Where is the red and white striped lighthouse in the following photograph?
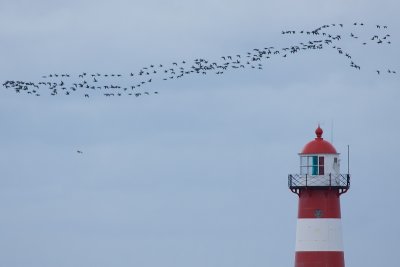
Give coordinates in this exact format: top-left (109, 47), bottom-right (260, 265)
top-left (288, 126), bottom-right (350, 267)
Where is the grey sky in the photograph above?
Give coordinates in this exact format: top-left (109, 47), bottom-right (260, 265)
top-left (1, 0), bottom-right (399, 266)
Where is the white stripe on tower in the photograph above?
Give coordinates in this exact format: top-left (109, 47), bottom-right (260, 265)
top-left (296, 218), bottom-right (343, 251)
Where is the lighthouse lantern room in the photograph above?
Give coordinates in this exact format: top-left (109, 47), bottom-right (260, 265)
top-left (288, 126), bottom-right (350, 267)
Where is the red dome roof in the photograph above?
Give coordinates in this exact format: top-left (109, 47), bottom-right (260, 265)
top-left (300, 126), bottom-right (337, 154)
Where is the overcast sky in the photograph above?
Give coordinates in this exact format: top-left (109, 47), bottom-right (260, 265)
top-left (1, 0), bottom-right (399, 266)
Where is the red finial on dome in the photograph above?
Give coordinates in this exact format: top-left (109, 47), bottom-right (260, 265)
top-left (315, 125), bottom-right (323, 139)
top-left (300, 126), bottom-right (337, 154)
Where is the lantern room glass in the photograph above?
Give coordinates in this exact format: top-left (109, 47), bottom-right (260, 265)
top-left (300, 156), bottom-right (324, 175)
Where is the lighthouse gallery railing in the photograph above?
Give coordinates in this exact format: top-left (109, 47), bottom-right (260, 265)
top-left (288, 173), bottom-right (350, 191)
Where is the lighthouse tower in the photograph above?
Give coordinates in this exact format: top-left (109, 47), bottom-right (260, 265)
top-left (288, 126), bottom-right (350, 267)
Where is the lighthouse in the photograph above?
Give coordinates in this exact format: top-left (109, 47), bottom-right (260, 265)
top-left (288, 126), bottom-right (350, 267)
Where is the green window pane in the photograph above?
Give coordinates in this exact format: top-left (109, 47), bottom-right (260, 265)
top-left (312, 156), bottom-right (318, 175)
top-left (312, 166), bottom-right (318, 175)
top-left (312, 156), bottom-right (318, 165)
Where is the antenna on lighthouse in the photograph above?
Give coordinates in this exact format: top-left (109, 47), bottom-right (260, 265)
top-left (347, 145), bottom-right (350, 174)
top-left (331, 119), bottom-right (334, 144)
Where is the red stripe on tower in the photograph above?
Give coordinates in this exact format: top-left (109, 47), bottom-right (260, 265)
top-left (288, 126), bottom-right (350, 267)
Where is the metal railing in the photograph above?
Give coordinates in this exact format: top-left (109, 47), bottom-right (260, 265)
top-left (288, 173), bottom-right (350, 194)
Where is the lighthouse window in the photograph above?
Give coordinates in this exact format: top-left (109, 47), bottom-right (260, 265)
top-left (300, 156), bottom-right (325, 175)
top-left (319, 156), bottom-right (325, 175)
top-left (312, 156), bottom-right (318, 175)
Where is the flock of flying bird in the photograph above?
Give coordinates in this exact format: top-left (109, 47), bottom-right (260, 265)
top-left (2, 22), bottom-right (397, 99)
